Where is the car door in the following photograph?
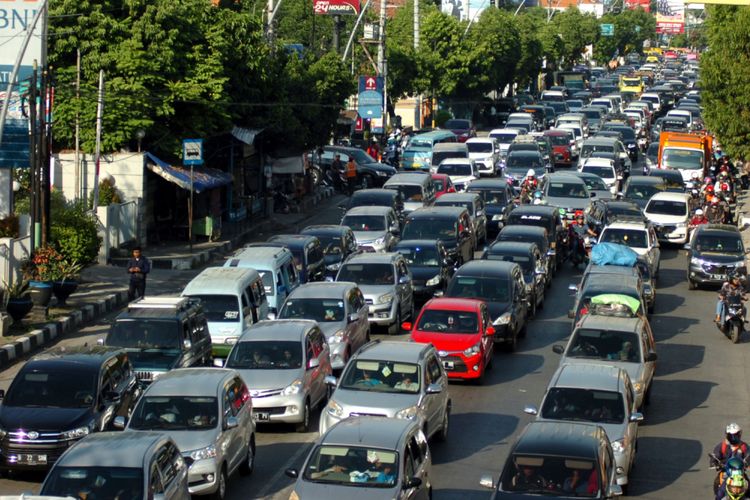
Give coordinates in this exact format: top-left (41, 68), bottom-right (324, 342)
top-left (403, 434), bottom-right (430, 499)
top-left (158, 442), bottom-right (188, 500)
top-left (396, 259), bottom-right (414, 318)
top-left (220, 382), bottom-right (243, 470)
top-left (648, 227), bottom-right (661, 272)
top-left (532, 248), bottom-right (545, 300)
top-left (514, 270), bottom-right (529, 325)
top-left (422, 355), bottom-right (444, 433)
top-left (350, 288), bottom-right (369, 350)
top-left (480, 306), bottom-right (494, 363)
top-left (623, 377), bottom-right (639, 463)
top-left (224, 377), bottom-right (251, 473)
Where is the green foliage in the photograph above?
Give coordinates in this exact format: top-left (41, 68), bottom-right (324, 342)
top-left (549, 8), bottom-right (600, 67)
top-left (47, 192), bottom-right (102, 265)
top-left (470, 9), bottom-right (521, 93)
top-left (593, 8), bottom-right (655, 63)
top-left (700, 5), bottom-right (750, 160)
top-left (89, 179), bottom-right (123, 207)
top-left (0, 215), bottom-right (19, 239)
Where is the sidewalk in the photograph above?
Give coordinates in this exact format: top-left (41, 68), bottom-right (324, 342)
top-left (0, 189), bottom-right (347, 369)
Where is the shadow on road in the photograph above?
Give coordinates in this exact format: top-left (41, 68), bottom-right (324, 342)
top-left (654, 343), bottom-right (705, 377)
top-left (627, 436), bottom-right (703, 495)
top-left (484, 353), bottom-right (546, 386)
top-left (649, 312), bottom-right (699, 342)
top-left (642, 379), bottom-right (716, 426)
top-left (652, 291), bottom-right (686, 316)
top-left (524, 320), bottom-right (573, 350)
top-left (431, 412), bottom-right (519, 464)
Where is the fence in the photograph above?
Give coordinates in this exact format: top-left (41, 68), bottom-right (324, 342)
top-left (0, 235), bottom-right (31, 286)
top-left (97, 200), bottom-right (139, 263)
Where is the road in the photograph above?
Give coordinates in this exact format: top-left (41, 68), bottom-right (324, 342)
top-left (0, 182), bottom-right (739, 499)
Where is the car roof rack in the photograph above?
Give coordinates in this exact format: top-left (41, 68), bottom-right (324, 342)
top-left (128, 297), bottom-right (192, 311)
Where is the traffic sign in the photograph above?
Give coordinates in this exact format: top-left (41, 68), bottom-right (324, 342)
top-left (357, 90), bottom-right (383, 119)
top-left (601, 23), bottom-right (614, 36)
top-left (183, 139), bottom-right (204, 166)
top-left (358, 76), bottom-right (384, 93)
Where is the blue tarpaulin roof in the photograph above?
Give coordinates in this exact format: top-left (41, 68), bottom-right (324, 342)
top-left (145, 152), bottom-right (232, 194)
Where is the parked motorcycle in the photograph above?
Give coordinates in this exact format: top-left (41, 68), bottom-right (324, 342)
top-left (719, 294), bottom-right (746, 344)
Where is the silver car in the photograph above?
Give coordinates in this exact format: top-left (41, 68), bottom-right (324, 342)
top-left (341, 205), bottom-right (400, 253)
top-left (40, 432), bottom-right (189, 500)
top-left (278, 282), bottom-right (370, 370)
top-left (320, 341), bottom-right (451, 440)
top-left (224, 320), bottom-right (332, 432)
top-left (552, 314), bottom-right (658, 409)
top-left (117, 368), bottom-right (256, 498)
top-left (336, 252), bottom-right (415, 334)
top-left (524, 363), bottom-right (643, 493)
top-left (539, 173), bottom-right (594, 216)
top-left (287, 417), bottom-right (432, 499)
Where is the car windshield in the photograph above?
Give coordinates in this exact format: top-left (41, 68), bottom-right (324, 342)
top-left (583, 109), bottom-right (602, 120)
top-left (501, 455), bottom-right (598, 496)
top-left (436, 200), bottom-right (474, 215)
top-left (625, 182), bottom-right (665, 200)
top-left (109, 319), bottom-right (181, 348)
top-left (581, 165), bottom-right (615, 179)
top-left (339, 359), bottom-right (421, 394)
top-left (469, 189), bottom-right (507, 205)
top-left (607, 127), bottom-right (635, 140)
top-left (338, 263), bottom-right (394, 285)
top-left (445, 119), bottom-right (471, 129)
top-left (646, 143), bottom-right (659, 162)
top-left (662, 149), bottom-right (704, 170)
top-left (447, 276), bottom-right (510, 303)
top-left (506, 213), bottom-right (551, 231)
top-left (350, 149), bottom-right (377, 164)
top-left (694, 234), bottom-right (744, 253)
top-left (402, 219), bottom-right (457, 240)
top-left (303, 445), bottom-right (399, 487)
top-left (433, 152), bottom-right (467, 165)
top-left (259, 270), bottom-right (275, 296)
top-left (314, 235), bottom-right (344, 255)
top-left (437, 163), bottom-right (472, 176)
top-left (566, 100), bottom-right (584, 108)
top-left (601, 228), bottom-right (647, 247)
top-left (581, 145), bottom-right (614, 157)
top-left (342, 214), bottom-right (386, 232)
top-left (129, 396), bottom-right (218, 431)
top-left (541, 387), bottom-right (625, 424)
top-left (417, 309), bottom-right (480, 333)
top-left (566, 328), bottom-right (639, 362)
top-left (184, 295), bottom-right (239, 323)
top-left (580, 176), bottom-right (609, 191)
top-left (607, 205), bottom-right (642, 219)
top-left (396, 246), bottom-right (440, 266)
top-left (5, 367), bottom-right (98, 408)
top-left (279, 299), bottom-right (346, 323)
top-left (486, 253), bottom-right (533, 273)
top-left (41, 467), bottom-right (144, 500)
top-left (227, 340), bottom-right (303, 369)
top-left (490, 133), bottom-right (517, 144)
top-left (547, 182), bottom-right (588, 198)
top-left (386, 184), bottom-right (423, 202)
top-left (646, 199), bottom-right (687, 216)
top-left (548, 135), bottom-right (569, 146)
top-left (467, 142), bottom-right (493, 153)
top-left (507, 155), bottom-right (543, 169)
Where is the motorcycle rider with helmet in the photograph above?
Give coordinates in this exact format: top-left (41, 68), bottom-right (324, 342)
top-left (716, 275), bottom-right (747, 325)
top-left (719, 471), bottom-right (748, 500)
top-left (713, 425), bottom-right (750, 499)
top-left (520, 170), bottom-right (539, 204)
top-left (690, 208), bottom-right (709, 228)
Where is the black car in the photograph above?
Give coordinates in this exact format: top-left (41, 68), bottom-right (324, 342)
top-left (601, 124), bottom-right (639, 161)
top-left (317, 145), bottom-right (397, 188)
top-left (267, 234), bottom-right (327, 283)
top-left (300, 224), bottom-right (360, 278)
top-left (0, 346), bottom-right (141, 471)
top-left (620, 176), bottom-right (667, 210)
top-left (467, 179), bottom-right (516, 236)
top-left (492, 225), bottom-right (553, 280)
top-left (482, 241), bottom-right (546, 316)
top-left (504, 205), bottom-right (566, 272)
top-left (401, 207), bottom-right (475, 267)
top-left (586, 198), bottom-right (645, 233)
top-left (686, 224), bottom-right (746, 289)
top-left (339, 188), bottom-right (405, 223)
top-left (445, 260), bottom-right (529, 351)
top-left (393, 239), bottom-right (452, 299)
top-left (647, 168), bottom-right (685, 193)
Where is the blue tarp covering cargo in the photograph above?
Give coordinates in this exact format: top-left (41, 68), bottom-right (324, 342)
top-left (590, 242), bottom-right (638, 267)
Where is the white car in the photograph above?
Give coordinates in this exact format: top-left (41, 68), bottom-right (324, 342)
top-left (666, 109), bottom-right (694, 130)
top-left (488, 128), bottom-right (522, 158)
top-left (579, 157), bottom-right (620, 193)
top-left (466, 137), bottom-right (500, 176)
top-left (436, 158), bottom-right (479, 192)
top-left (599, 221), bottom-right (661, 276)
top-left (643, 191), bottom-right (692, 244)
top-left (555, 113), bottom-right (589, 138)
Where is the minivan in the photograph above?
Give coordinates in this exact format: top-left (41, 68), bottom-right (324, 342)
top-left (401, 130), bottom-right (458, 171)
top-left (266, 234), bottom-right (326, 283)
top-left (402, 207), bottom-right (475, 266)
top-left (383, 172), bottom-right (437, 215)
top-left (182, 267), bottom-right (270, 358)
top-left (224, 246), bottom-right (299, 318)
top-left (431, 142), bottom-right (469, 169)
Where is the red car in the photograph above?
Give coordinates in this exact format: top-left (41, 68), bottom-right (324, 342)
top-left (432, 173), bottom-right (456, 198)
top-left (443, 119), bottom-right (476, 143)
top-left (544, 129), bottom-right (575, 167)
top-left (404, 298), bottom-right (495, 383)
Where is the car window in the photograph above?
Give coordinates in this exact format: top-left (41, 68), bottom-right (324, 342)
top-left (427, 356), bottom-right (442, 383)
top-left (408, 436), bottom-right (424, 469)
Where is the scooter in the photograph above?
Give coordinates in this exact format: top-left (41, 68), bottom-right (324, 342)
top-left (719, 294), bottom-right (746, 344)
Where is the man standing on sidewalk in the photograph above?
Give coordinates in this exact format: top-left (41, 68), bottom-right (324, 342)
top-left (127, 247), bottom-right (151, 301)
top-left (346, 157), bottom-right (357, 196)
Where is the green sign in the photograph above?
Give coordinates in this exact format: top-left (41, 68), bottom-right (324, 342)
top-left (601, 23), bottom-right (614, 36)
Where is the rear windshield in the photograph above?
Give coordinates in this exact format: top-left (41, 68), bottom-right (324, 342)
top-left (645, 199), bottom-right (687, 216)
top-left (447, 276), bottom-right (510, 303)
top-left (417, 309), bottom-right (479, 333)
top-left (437, 163), bottom-right (473, 176)
top-left (694, 234), bottom-right (743, 253)
top-left (542, 387), bottom-right (625, 424)
top-left (467, 142), bottom-right (493, 153)
top-left (601, 228), bottom-right (647, 247)
top-left (581, 165), bottom-right (615, 179)
top-left (501, 456), bottom-right (598, 496)
top-left (185, 295), bottom-right (240, 323)
top-left (566, 328), bottom-right (639, 362)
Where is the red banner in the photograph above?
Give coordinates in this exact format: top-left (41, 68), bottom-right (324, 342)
top-left (313, 0), bottom-right (361, 15)
top-left (624, 0), bottom-right (650, 12)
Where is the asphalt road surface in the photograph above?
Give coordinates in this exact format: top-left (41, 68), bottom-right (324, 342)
top-left (0, 186), bottom-right (739, 500)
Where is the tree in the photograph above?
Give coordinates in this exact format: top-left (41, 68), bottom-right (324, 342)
top-left (470, 9), bottom-right (521, 94)
top-left (593, 8), bottom-right (655, 63)
top-left (550, 8), bottom-right (600, 68)
top-left (513, 14), bottom-right (544, 89)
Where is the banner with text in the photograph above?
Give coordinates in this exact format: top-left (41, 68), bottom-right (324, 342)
top-left (313, 0), bottom-right (361, 15)
top-left (656, 0), bottom-right (685, 33)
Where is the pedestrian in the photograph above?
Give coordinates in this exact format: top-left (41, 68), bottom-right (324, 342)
top-left (127, 246), bottom-right (151, 302)
top-left (346, 157), bottom-right (357, 196)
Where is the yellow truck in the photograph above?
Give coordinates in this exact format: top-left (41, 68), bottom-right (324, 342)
top-left (619, 75), bottom-right (644, 95)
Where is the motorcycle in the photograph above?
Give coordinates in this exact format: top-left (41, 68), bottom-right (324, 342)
top-left (719, 294), bottom-right (746, 344)
top-left (710, 453), bottom-right (750, 497)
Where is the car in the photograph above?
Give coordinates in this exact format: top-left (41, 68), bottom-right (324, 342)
top-left (223, 319), bottom-right (333, 432)
top-left (505, 150), bottom-right (547, 183)
top-left (644, 142), bottom-right (659, 173)
top-left (479, 421), bottom-right (623, 499)
top-left (553, 314), bottom-right (657, 409)
top-left (0, 346), bottom-right (142, 471)
top-left (544, 129), bottom-right (577, 168)
top-left (493, 225), bottom-right (553, 278)
top-left (435, 158), bottom-right (479, 192)
top-left (467, 178), bottom-right (516, 236)
top-left (401, 207), bottom-right (475, 267)
top-left (300, 224), bottom-right (360, 279)
top-left (443, 118), bottom-right (476, 142)
top-left (575, 263), bottom-right (649, 316)
top-left (685, 224), bottom-right (747, 289)
top-left (643, 191), bottom-right (692, 244)
top-left (538, 173), bottom-right (595, 221)
top-left (647, 168), bottom-right (686, 193)
top-left (619, 175), bottom-right (668, 210)
top-left (320, 340), bottom-right (451, 439)
top-left (316, 145), bottom-right (397, 188)
top-left (336, 252), bottom-right (415, 334)
top-left (555, 113), bottom-right (589, 139)
top-left (568, 272), bottom-right (647, 326)
top-left (600, 124), bottom-right (638, 161)
top-left (117, 368), bottom-right (256, 498)
top-left (339, 188), bottom-right (405, 224)
top-left (599, 220), bottom-right (661, 277)
top-left (40, 432), bottom-right (190, 500)
top-left (466, 137), bottom-right (500, 176)
top-left (104, 297), bottom-right (212, 383)
top-left (434, 192), bottom-right (488, 244)
top-left (579, 157), bottom-right (620, 193)
top-left (586, 199), bottom-right (644, 232)
top-left (489, 128), bottom-right (522, 157)
top-left (383, 172), bottom-right (437, 215)
top-left (523, 364), bottom-right (643, 492)
top-left (431, 173), bottom-right (456, 198)
top-left (483, 241), bottom-right (546, 316)
top-left (267, 234), bottom-right (327, 283)
top-left (408, 297), bottom-right (495, 381)
top-left (341, 205), bottom-right (400, 253)
top-left (278, 282), bottom-right (370, 370)
top-left (443, 261), bottom-right (529, 351)
top-left (431, 143), bottom-right (469, 170)
top-left (568, 171), bottom-right (613, 200)
top-left (287, 417), bottom-right (433, 498)
top-left (394, 239), bottom-right (453, 300)
top-left (503, 205), bottom-right (566, 271)
top-left (579, 106), bottom-right (606, 133)
top-left (579, 137), bottom-right (631, 174)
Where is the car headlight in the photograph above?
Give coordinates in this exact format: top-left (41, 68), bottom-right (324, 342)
top-left (282, 379), bottom-right (303, 396)
top-left (494, 312), bottom-right (511, 325)
top-left (396, 405), bottom-right (420, 420)
top-left (632, 382), bottom-right (644, 394)
top-left (61, 426), bottom-right (91, 440)
top-left (326, 262), bottom-right (342, 271)
top-left (189, 444), bottom-right (217, 461)
top-left (492, 214), bottom-right (504, 221)
top-left (463, 342), bottom-right (482, 357)
top-left (329, 330), bottom-right (345, 343)
top-left (373, 236), bottom-right (386, 247)
top-left (375, 170), bottom-right (388, 176)
top-left (676, 222), bottom-right (687, 228)
top-left (0, 427), bottom-right (6, 440)
top-left (327, 400), bottom-right (344, 417)
top-left (690, 256), bottom-right (704, 266)
top-left (376, 292), bottom-right (394, 305)
top-left (611, 438), bottom-right (628, 454)
top-left (426, 275), bottom-right (441, 286)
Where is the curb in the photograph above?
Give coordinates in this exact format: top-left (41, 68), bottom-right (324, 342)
top-left (0, 289), bottom-right (129, 371)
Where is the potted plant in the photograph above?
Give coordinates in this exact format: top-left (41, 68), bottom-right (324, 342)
top-left (52, 259), bottom-right (83, 306)
top-left (22, 245), bottom-right (62, 307)
top-left (3, 280), bottom-right (32, 322)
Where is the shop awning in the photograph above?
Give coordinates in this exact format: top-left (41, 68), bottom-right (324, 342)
top-left (270, 155), bottom-right (305, 174)
top-left (145, 152), bottom-right (233, 193)
top-left (231, 126), bottom-right (265, 145)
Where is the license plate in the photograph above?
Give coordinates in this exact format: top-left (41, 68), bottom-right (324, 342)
top-left (253, 412), bottom-right (270, 422)
top-left (16, 454), bottom-right (46, 465)
top-left (711, 274), bottom-right (725, 280)
top-left (442, 361), bottom-right (454, 370)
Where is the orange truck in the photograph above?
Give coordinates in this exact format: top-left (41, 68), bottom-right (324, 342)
top-left (658, 131), bottom-right (713, 184)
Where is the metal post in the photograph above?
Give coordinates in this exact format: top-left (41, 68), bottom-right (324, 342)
top-left (342, 0), bottom-right (372, 63)
top-left (91, 70), bottom-right (104, 209)
top-left (189, 165), bottom-right (194, 254)
top-left (377, 0), bottom-right (387, 132)
top-left (414, 0), bottom-right (421, 128)
top-left (39, 68), bottom-right (48, 246)
top-left (28, 63), bottom-right (37, 252)
top-left (267, 0), bottom-right (274, 41)
top-left (333, 15), bottom-right (341, 53)
top-left (74, 49), bottom-right (80, 200)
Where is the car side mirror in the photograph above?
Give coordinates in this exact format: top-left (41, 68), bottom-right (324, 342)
top-left (96, 338), bottom-right (105, 346)
top-left (426, 383), bottom-right (442, 394)
top-left (479, 474), bottom-right (496, 489)
top-left (629, 412), bottom-right (644, 422)
top-left (348, 313), bottom-right (359, 324)
top-left (285, 468), bottom-right (299, 479)
top-left (113, 416), bottom-right (126, 430)
top-left (183, 339), bottom-right (192, 350)
top-left (104, 391), bottom-right (121, 404)
top-left (213, 358), bottom-right (225, 367)
top-left (308, 357), bottom-right (320, 370)
top-left (225, 416), bottom-right (239, 430)
top-left (523, 405), bottom-right (539, 416)
top-left (325, 375), bottom-right (338, 387)
top-left (404, 477), bottom-right (423, 489)
top-left (645, 352), bottom-right (658, 362)
top-left (590, 191), bottom-right (596, 198)
top-left (486, 326), bottom-right (496, 336)
top-left (399, 275), bottom-right (411, 284)
top-left (552, 344), bottom-right (565, 355)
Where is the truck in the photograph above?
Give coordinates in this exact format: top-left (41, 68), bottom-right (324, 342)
top-left (619, 75), bottom-right (644, 95)
top-left (554, 71), bottom-right (589, 91)
top-left (657, 131), bottom-right (713, 183)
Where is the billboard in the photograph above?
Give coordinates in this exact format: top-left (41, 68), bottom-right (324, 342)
top-left (313, 0), bottom-right (361, 15)
top-left (441, 0), bottom-right (491, 22)
top-left (624, 0), bottom-right (651, 11)
top-left (656, 0), bottom-right (685, 33)
top-left (0, 0), bottom-right (44, 85)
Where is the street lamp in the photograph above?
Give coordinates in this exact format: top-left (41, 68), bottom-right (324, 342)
top-left (136, 129), bottom-right (146, 153)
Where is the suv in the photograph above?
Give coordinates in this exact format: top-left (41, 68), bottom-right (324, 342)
top-left (402, 207), bottom-right (475, 267)
top-left (467, 179), bottom-right (516, 237)
top-left (466, 137), bottom-right (500, 176)
top-left (300, 225), bottom-right (360, 279)
top-left (336, 252), bottom-right (415, 334)
top-left (586, 198), bottom-right (644, 232)
top-left (104, 297), bottom-right (212, 384)
top-left (320, 340), bottom-right (450, 439)
top-left (266, 234), bottom-right (326, 283)
top-left (434, 192), bottom-right (488, 244)
top-left (341, 205), bottom-right (400, 253)
top-left (0, 347), bottom-right (142, 471)
top-left (504, 205), bottom-right (567, 268)
top-left (315, 145), bottom-right (397, 188)
top-left (538, 173), bottom-right (594, 221)
top-left (599, 220), bottom-right (661, 277)
top-left (643, 192), bottom-right (692, 244)
top-left (118, 368), bottom-right (256, 498)
top-left (686, 224), bottom-right (747, 289)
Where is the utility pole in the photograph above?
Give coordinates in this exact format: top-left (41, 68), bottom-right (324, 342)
top-left (333, 15), bottom-right (341, 52)
top-left (74, 49), bottom-right (80, 200)
top-left (414, 0), bottom-right (421, 128)
top-left (39, 67), bottom-right (49, 246)
top-left (377, 0), bottom-right (387, 132)
top-left (29, 63), bottom-right (38, 252)
top-left (91, 70), bottom-right (104, 210)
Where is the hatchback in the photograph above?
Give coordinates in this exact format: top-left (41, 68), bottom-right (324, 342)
top-left (300, 224), bottom-right (360, 278)
top-left (393, 240), bottom-right (453, 299)
top-left (341, 206), bottom-right (400, 253)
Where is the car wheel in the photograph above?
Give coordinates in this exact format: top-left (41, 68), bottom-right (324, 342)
top-left (295, 400), bottom-right (311, 433)
top-left (504, 332), bottom-right (517, 353)
top-left (210, 465), bottom-right (227, 500)
top-left (388, 307), bottom-right (401, 335)
top-left (688, 278), bottom-right (697, 290)
top-left (361, 175), bottom-right (372, 189)
top-left (239, 436), bottom-right (256, 476)
top-left (436, 405), bottom-right (450, 442)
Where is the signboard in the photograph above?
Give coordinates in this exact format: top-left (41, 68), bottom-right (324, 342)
top-left (624, 0), bottom-right (651, 11)
top-left (313, 0), bottom-right (361, 15)
top-left (656, 0), bottom-right (685, 33)
top-left (182, 139), bottom-right (204, 166)
top-left (441, 0), bottom-right (490, 22)
top-left (600, 23), bottom-right (614, 36)
top-left (358, 75), bottom-right (384, 93)
top-left (0, 0), bottom-right (43, 85)
top-left (358, 90), bottom-right (383, 119)
top-left (371, 117), bottom-right (384, 135)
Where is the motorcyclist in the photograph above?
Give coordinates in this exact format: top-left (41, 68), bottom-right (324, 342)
top-left (718, 471), bottom-right (748, 500)
top-left (690, 208), bottom-right (709, 227)
top-left (716, 276), bottom-right (747, 325)
top-left (521, 169), bottom-right (539, 194)
top-left (715, 456), bottom-right (750, 500)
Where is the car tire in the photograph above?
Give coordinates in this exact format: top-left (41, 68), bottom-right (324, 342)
top-left (688, 278), bottom-right (697, 290)
top-left (361, 174), bottom-right (373, 189)
top-left (239, 436), bottom-right (256, 476)
top-left (504, 333), bottom-right (517, 353)
top-left (295, 400), bottom-right (311, 433)
top-left (210, 465), bottom-right (227, 500)
top-left (436, 405), bottom-right (450, 442)
top-left (389, 307), bottom-right (401, 335)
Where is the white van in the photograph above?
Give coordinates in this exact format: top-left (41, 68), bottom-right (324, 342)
top-left (224, 246), bottom-right (300, 317)
top-left (182, 266), bottom-right (269, 358)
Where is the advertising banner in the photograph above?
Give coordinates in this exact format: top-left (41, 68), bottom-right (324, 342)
top-left (441, 0), bottom-right (491, 22)
top-left (0, 0), bottom-right (43, 85)
top-left (313, 0), bottom-right (361, 15)
top-left (624, 0), bottom-right (651, 12)
top-left (656, 0), bottom-right (685, 34)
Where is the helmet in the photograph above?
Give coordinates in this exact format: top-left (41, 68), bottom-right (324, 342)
top-left (695, 209), bottom-right (704, 216)
top-left (705, 177), bottom-right (713, 185)
top-left (526, 169), bottom-right (536, 178)
top-left (707, 185), bottom-right (715, 193)
top-left (533, 190), bottom-right (543, 199)
top-left (727, 423), bottom-right (743, 444)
